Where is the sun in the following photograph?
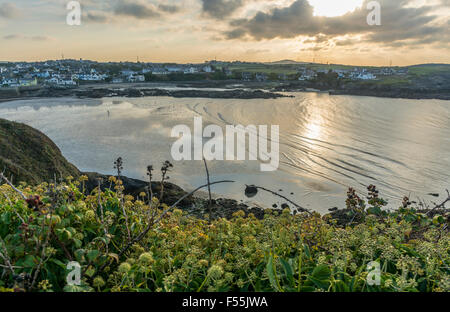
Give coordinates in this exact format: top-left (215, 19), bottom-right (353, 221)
top-left (308, 0), bottom-right (364, 17)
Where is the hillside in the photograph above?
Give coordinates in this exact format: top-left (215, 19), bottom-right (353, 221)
top-left (0, 118), bottom-right (80, 184)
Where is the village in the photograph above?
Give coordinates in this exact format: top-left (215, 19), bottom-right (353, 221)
top-left (0, 59), bottom-right (409, 88)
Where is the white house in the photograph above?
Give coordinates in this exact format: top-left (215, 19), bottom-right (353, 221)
top-left (184, 67), bottom-right (198, 74)
top-left (152, 68), bottom-right (169, 75)
top-left (166, 66), bottom-right (183, 73)
top-left (202, 65), bottom-right (214, 73)
top-left (127, 74), bottom-right (145, 82)
top-left (357, 72), bottom-right (376, 80)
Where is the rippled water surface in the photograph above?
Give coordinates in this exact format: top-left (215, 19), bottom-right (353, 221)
top-left (1, 92), bottom-right (449, 213)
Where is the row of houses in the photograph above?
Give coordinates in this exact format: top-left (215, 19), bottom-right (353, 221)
top-left (0, 60), bottom-right (219, 88)
top-left (1, 60), bottom-right (410, 87)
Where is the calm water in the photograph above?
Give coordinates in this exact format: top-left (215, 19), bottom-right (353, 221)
top-left (1, 92), bottom-right (449, 213)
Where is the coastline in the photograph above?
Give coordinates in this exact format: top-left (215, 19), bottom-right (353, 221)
top-left (1, 81), bottom-right (449, 102)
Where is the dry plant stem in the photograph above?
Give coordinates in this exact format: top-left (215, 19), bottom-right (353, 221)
top-left (148, 175), bottom-right (154, 203)
top-left (427, 189), bottom-right (450, 216)
top-left (51, 228), bottom-right (73, 261)
top-left (251, 185), bottom-right (311, 214)
top-left (30, 177), bottom-right (60, 289)
top-left (97, 179), bottom-right (109, 248)
top-left (0, 237), bottom-right (15, 275)
top-left (203, 158), bottom-right (213, 220)
top-left (159, 175), bottom-right (166, 202)
top-left (0, 172), bottom-right (27, 201)
top-left (117, 178), bottom-right (131, 242)
top-left (30, 188), bottom-right (56, 290)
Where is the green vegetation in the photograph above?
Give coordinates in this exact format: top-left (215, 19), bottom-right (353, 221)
top-left (407, 64), bottom-right (450, 77)
top-left (0, 168), bottom-right (448, 292)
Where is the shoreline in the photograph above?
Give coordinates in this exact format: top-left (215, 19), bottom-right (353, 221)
top-left (1, 81), bottom-right (449, 102)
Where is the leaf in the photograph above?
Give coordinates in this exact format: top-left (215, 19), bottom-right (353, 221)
top-left (87, 249), bottom-right (100, 261)
top-left (85, 266), bottom-right (96, 278)
top-left (303, 244), bottom-right (311, 259)
top-left (51, 259), bottom-right (67, 269)
top-left (367, 206), bottom-right (382, 216)
top-left (73, 238), bottom-right (82, 249)
top-left (311, 264), bottom-right (331, 281)
top-left (266, 255), bottom-right (282, 292)
top-left (280, 258), bottom-right (295, 286)
top-left (308, 264), bottom-right (331, 290)
top-left (433, 215), bottom-right (444, 225)
top-left (108, 253), bottom-right (119, 263)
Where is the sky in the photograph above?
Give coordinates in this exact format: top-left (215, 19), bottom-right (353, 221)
top-left (0, 0), bottom-right (449, 65)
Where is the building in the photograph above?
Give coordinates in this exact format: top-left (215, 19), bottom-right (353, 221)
top-left (152, 68), bottom-right (169, 75)
top-left (184, 67), bottom-right (198, 74)
top-left (127, 74), bottom-right (145, 82)
top-left (112, 77), bottom-right (124, 84)
top-left (242, 72), bottom-right (253, 81)
top-left (202, 65), bottom-right (214, 73)
top-left (298, 69), bottom-right (316, 81)
top-left (255, 73), bottom-right (267, 82)
top-left (19, 78), bottom-right (38, 86)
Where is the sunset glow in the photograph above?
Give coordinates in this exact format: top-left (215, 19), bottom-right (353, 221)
top-left (309, 0), bottom-right (364, 17)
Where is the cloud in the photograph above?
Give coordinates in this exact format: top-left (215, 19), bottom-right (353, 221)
top-left (3, 34), bottom-right (53, 41)
top-left (158, 4), bottom-right (182, 14)
top-left (201, 0), bottom-right (244, 19)
top-left (114, 0), bottom-right (161, 19)
top-left (223, 0), bottom-right (447, 48)
top-left (0, 2), bottom-right (20, 19)
top-left (82, 0), bottom-right (182, 23)
top-left (84, 11), bottom-right (112, 23)
top-left (3, 34), bottom-right (21, 40)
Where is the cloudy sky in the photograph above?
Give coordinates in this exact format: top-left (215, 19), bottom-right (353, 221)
top-left (0, 0), bottom-right (449, 65)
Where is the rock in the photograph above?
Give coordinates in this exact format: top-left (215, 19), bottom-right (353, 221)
top-left (83, 172), bottom-right (195, 208)
top-left (244, 185), bottom-right (258, 198)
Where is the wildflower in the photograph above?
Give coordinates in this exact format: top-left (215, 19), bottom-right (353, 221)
top-left (38, 280), bottom-right (52, 291)
top-left (198, 260), bottom-right (209, 267)
top-left (208, 265), bottom-right (224, 279)
top-left (93, 277), bottom-right (105, 289)
top-left (124, 195), bottom-right (134, 202)
top-left (139, 252), bottom-right (154, 265)
top-left (84, 210), bottom-right (96, 221)
top-left (118, 262), bottom-right (131, 274)
top-left (232, 210), bottom-right (246, 218)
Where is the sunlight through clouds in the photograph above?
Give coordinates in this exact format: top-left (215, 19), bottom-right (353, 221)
top-left (308, 0), bottom-right (364, 16)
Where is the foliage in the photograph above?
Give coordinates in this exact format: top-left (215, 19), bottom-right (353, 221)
top-left (0, 175), bottom-right (448, 293)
